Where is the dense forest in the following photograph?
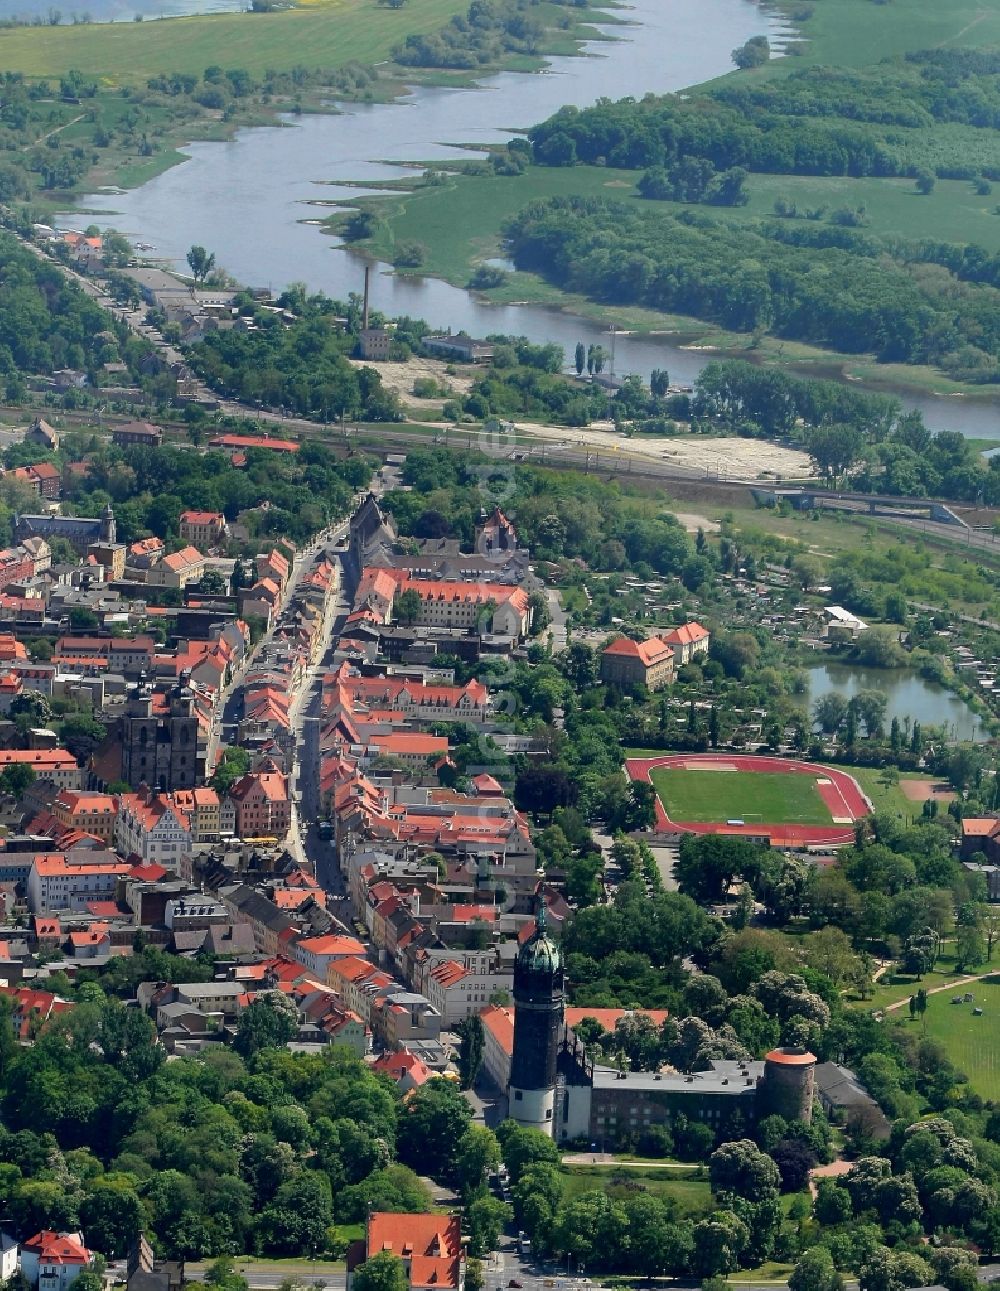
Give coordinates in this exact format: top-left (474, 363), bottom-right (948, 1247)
top-left (503, 196), bottom-right (1000, 374)
top-left (527, 51), bottom-right (1000, 181)
top-left (0, 232), bottom-right (151, 396)
top-left (0, 963), bottom-right (510, 1263)
top-left (20, 432), bottom-right (375, 548)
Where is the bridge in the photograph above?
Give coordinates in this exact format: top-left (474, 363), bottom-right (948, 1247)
top-left (752, 486), bottom-right (969, 528)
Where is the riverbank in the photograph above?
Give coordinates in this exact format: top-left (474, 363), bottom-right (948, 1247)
top-left (9, 0), bottom-right (617, 223)
top-left (57, 0), bottom-right (1000, 435)
top-left (324, 160), bottom-right (1000, 404)
top-left (312, 0), bottom-right (1000, 408)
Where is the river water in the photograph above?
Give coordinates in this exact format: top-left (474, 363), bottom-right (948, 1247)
top-left (70, 0), bottom-right (1000, 437)
top-left (7, 0), bottom-right (241, 21)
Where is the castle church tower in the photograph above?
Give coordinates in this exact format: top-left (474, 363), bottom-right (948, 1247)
top-left (509, 903), bottom-right (564, 1136)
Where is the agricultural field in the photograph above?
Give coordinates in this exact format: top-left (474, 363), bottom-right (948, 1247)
top-left (0, 0), bottom-right (473, 79)
top-left (649, 767), bottom-right (834, 827)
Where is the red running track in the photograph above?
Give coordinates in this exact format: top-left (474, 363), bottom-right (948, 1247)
top-left (625, 753), bottom-right (872, 847)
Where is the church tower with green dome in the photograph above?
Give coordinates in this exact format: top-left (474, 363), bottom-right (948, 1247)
top-left (509, 902), bottom-right (564, 1136)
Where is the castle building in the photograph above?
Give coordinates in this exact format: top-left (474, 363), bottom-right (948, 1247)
top-left (15, 503), bottom-right (116, 554)
top-left (503, 920), bottom-right (818, 1142)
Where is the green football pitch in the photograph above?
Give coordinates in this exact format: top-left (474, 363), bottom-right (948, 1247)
top-left (649, 768), bottom-right (835, 826)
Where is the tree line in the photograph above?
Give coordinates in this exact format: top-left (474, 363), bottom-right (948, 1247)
top-left (527, 52), bottom-right (1000, 182)
top-left (502, 195), bottom-right (1000, 372)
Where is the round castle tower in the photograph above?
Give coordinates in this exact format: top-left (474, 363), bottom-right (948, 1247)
top-left (760, 1047), bottom-right (817, 1123)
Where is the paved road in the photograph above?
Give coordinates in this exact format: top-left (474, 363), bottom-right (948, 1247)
top-left (284, 532), bottom-right (353, 878)
top-left (545, 587), bottom-right (568, 653)
top-left (186, 1272), bottom-right (344, 1289)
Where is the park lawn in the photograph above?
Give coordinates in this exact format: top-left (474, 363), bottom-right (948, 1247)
top-left (853, 951), bottom-right (970, 1012)
top-left (649, 767), bottom-right (834, 827)
top-left (0, 0), bottom-right (473, 79)
top-left (559, 1164), bottom-right (711, 1217)
top-left (892, 977), bottom-right (1000, 1100)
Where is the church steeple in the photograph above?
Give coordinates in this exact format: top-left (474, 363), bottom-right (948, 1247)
top-left (509, 897), bottom-right (563, 1137)
top-left (100, 502), bottom-right (116, 545)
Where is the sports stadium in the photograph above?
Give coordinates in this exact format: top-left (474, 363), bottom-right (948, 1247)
top-left (626, 753), bottom-right (872, 847)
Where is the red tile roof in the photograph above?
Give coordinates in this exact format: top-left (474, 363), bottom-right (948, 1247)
top-left (209, 434), bottom-right (299, 453)
top-left (602, 635), bottom-right (673, 666)
top-left (564, 1007), bottom-right (670, 1031)
top-left (180, 510), bottom-right (224, 526)
top-left (366, 1213), bottom-right (462, 1291)
top-left (661, 621), bottom-right (710, 646)
top-left (22, 1232), bottom-right (90, 1266)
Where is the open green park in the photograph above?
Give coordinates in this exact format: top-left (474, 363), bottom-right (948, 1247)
top-left (890, 977), bottom-right (1000, 1101)
top-left (649, 767), bottom-right (834, 827)
top-left (560, 1162), bottom-right (712, 1217)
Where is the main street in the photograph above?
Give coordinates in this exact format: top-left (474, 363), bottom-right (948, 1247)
top-left (281, 479), bottom-right (386, 901)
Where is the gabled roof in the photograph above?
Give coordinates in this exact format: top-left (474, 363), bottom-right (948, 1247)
top-left (180, 510), bottom-right (224, 525)
top-left (479, 1004), bottom-right (514, 1056)
top-left (230, 770), bottom-right (289, 803)
top-left (366, 1213), bottom-right (462, 1290)
top-left (429, 960), bottom-right (468, 988)
top-left (161, 545), bottom-right (204, 573)
top-left (372, 1048), bottom-right (431, 1087)
top-left (602, 635), bottom-right (673, 666)
top-left (22, 1232), bottom-right (90, 1266)
top-left (296, 934), bottom-right (366, 957)
top-left (564, 1006), bottom-right (670, 1030)
top-left (661, 621), bottom-right (710, 646)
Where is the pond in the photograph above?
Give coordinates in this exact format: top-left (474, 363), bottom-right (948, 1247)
top-left (805, 661), bottom-right (985, 742)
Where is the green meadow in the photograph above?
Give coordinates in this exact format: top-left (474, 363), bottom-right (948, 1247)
top-left (891, 977), bottom-right (1000, 1101)
top-left (338, 165), bottom-right (1000, 293)
top-left (0, 0), bottom-right (474, 80)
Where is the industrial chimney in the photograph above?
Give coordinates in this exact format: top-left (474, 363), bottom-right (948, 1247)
top-left (362, 264), bottom-right (370, 332)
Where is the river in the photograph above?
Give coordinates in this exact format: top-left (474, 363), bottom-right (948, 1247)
top-left (8, 0), bottom-right (242, 21)
top-left (69, 0), bottom-right (1000, 438)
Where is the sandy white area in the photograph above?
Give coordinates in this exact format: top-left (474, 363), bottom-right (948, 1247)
top-left (515, 421), bottom-right (814, 480)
